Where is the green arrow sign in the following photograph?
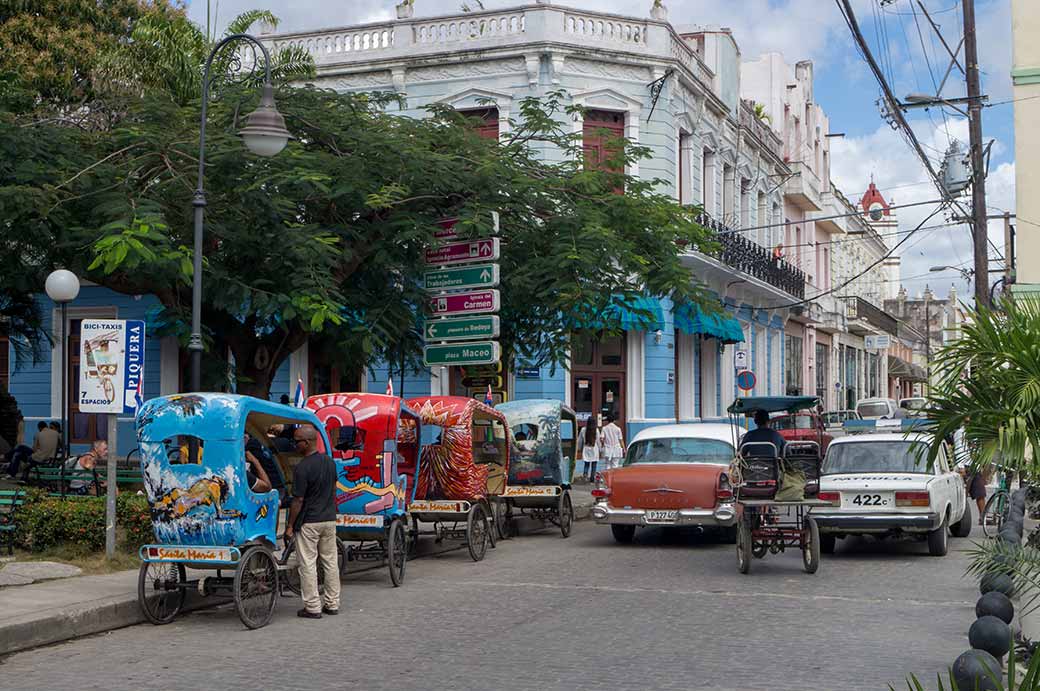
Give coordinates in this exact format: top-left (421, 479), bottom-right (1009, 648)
top-left (424, 263), bottom-right (499, 291)
top-left (425, 316), bottom-right (500, 342)
top-left (424, 341), bottom-right (501, 367)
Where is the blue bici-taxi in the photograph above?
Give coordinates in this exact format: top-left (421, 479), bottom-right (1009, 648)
top-left (134, 393), bottom-right (335, 629)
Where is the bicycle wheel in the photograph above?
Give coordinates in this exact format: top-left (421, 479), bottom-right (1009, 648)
top-left (982, 490), bottom-right (1011, 538)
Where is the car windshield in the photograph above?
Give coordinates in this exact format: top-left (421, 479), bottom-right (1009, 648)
top-left (773, 414), bottom-right (814, 430)
top-left (857, 402), bottom-right (890, 418)
top-left (625, 437), bottom-right (734, 466)
top-left (901, 399), bottom-right (926, 411)
top-left (823, 412), bottom-right (853, 425)
top-left (823, 441), bottom-right (929, 474)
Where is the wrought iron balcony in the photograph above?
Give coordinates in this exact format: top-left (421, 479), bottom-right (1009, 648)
top-left (695, 212), bottom-right (806, 299)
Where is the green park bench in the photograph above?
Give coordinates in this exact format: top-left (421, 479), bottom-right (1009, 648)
top-left (29, 465), bottom-right (144, 499)
top-left (0, 488), bottom-right (24, 555)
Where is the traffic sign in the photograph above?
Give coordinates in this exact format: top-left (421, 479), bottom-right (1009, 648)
top-left (424, 263), bottom-right (499, 292)
top-left (736, 370), bottom-right (756, 391)
top-left (425, 238), bottom-right (500, 266)
top-left (425, 316), bottom-right (500, 342)
top-left (429, 290), bottom-right (499, 317)
top-left (424, 341), bottom-right (501, 367)
top-left (462, 375), bottom-right (503, 388)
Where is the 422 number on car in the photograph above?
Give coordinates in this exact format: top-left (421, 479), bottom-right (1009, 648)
top-left (851, 494), bottom-right (888, 506)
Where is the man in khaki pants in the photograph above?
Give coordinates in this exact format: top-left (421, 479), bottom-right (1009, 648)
top-left (284, 425), bottom-right (340, 618)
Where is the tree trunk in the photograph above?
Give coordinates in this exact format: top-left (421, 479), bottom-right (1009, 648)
top-left (234, 360), bottom-right (278, 400)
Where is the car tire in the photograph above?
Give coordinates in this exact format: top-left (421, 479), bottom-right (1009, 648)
top-left (820, 533), bottom-right (836, 554)
top-left (951, 498), bottom-right (973, 538)
top-left (611, 524), bottom-right (636, 544)
top-left (928, 516), bottom-right (949, 556)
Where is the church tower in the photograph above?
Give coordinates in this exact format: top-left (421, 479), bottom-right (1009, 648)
top-left (860, 180), bottom-right (901, 302)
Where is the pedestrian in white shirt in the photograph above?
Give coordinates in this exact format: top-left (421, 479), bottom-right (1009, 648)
top-left (579, 416), bottom-right (601, 481)
top-left (600, 415), bottom-right (625, 470)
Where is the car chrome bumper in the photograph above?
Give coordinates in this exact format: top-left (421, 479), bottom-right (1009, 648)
top-left (590, 502), bottom-right (737, 527)
top-left (811, 512), bottom-right (941, 533)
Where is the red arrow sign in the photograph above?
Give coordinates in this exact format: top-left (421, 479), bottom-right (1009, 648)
top-left (429, 290), bottom-right (500, 317)
top-left (425, 238), bottom-right (500, 266)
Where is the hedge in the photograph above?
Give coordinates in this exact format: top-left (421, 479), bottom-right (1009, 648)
top-left (15, 490), bottom-right (154, 553)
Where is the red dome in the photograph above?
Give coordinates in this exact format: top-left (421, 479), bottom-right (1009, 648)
top-left (860, 181), bottom-right (890, 216)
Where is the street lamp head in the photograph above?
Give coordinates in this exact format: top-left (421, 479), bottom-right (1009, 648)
top-left (929, 266), bottom-right (950, 272)
top-left (239, 83), bottom-right (291, 157)
top-left (45, 269), bottom-right (80, 303)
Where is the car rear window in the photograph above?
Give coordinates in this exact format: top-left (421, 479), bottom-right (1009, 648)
top-left (823, 441), bottom-right (928, 474)
top-left (773, 414), bottom-right (814, 430)
top-left (857, 402), bottom-right (891, 418)
top-left (625, 438), bottom-right (734, 466)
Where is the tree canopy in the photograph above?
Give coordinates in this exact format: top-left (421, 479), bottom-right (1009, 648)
top-left (7, 81), bottom-right (715, 396)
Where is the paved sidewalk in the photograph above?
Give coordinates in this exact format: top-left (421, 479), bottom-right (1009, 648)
top-left (0, 488), bottom-right (596, 657)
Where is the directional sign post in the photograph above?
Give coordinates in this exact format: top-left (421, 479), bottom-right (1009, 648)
top-left (424, 263), bottom-right (499, 292)
top-left (424, 341), bottom-right (501, 367)
top-left (429, 290), bottom-right (500, 318)
top-left (425, 316), bottom-right (500, 342)
top-left (425, 238), bottom-right (500, 267)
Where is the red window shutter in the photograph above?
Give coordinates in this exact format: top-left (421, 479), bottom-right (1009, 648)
top-left (583, 110), bottom-right (625, 192)
top-left (459, 108), bottom-right (499, 140)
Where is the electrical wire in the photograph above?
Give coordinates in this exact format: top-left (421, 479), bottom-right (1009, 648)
top-left (763, 202), bottom-right (949, 310)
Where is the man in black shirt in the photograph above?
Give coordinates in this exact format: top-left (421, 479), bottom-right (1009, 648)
top-left (284, 424), bottom-right (340, 619)
top-left (740, 409), bottom-right (786, 457)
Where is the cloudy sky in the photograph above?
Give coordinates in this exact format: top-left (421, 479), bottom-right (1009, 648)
top-left (187, 0), bottom-right (1015, 303)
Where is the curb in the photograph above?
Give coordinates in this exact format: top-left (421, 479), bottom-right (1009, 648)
top-left (0, 588), bottom-right (218, 658)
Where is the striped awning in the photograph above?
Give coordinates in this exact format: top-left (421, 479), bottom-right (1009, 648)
top-left (576, 295), bottom-right (666, 332)
top-left (674, 302), bottom-right (745, 344)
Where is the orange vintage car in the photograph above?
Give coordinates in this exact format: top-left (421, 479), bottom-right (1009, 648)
top-left (590, 423), bottom-right (742, 544)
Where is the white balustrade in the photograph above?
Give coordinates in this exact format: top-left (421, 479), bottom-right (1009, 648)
top-left (564, 12), bottom-right (645, 45)
top-left (413, 13), bottom-right (526, 44)
top-left (271, 26), bottom-right (394, 61)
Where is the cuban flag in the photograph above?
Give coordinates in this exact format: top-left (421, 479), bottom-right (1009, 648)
top-left (386, 378), bottom-right (394, 397)
top-left (293, 375), bottom-right (305, 408)
top-left (134, 376), bottom-right (144, 411)
top-left (485, 384), bottom-right (493, 406)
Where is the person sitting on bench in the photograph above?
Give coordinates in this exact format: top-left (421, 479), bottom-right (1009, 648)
top-left (740, 410), bottom-right (786, 457)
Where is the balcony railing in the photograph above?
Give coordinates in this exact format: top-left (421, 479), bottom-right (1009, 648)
top-left (696, 212), bottom-right (806, 299)
top-left (739, 99), bottom-right (783, 160)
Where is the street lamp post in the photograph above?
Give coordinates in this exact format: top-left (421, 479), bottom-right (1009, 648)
top-left (189, 34), bottom-right (291, 392)
top-left (45, 269), bottom-right (80, 461)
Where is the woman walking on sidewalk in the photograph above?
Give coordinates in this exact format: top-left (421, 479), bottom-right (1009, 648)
top-left (580, 415), bottom-right (600, 482)
top-left (600, 414), bottom-right (625, 471)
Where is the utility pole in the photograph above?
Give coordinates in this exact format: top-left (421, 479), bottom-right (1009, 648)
top-left (963, 0), bottom-right (990, 308)
top-left (924, 290), bottom-right (931, 394)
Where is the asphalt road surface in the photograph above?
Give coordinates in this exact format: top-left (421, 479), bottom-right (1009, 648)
top-left (0, 519), bottom-right (981, 691)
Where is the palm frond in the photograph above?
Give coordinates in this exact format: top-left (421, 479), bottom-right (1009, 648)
top-left (225, 10), bottom-right (279, 37)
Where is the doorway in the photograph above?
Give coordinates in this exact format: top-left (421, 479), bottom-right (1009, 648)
top-left (571, 332), bottom-right (626, 429)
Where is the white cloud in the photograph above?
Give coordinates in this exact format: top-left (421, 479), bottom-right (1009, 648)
top-left (830, 116), bottom-right (1013, 303)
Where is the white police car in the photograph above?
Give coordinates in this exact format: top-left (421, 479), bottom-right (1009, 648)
top-left (811, 419), bottom-right (971, 556)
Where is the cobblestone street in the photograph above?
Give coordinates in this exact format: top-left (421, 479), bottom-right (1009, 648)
top-left (0, 520), bottom-right (979, 691)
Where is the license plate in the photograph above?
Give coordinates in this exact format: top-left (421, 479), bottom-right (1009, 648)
top-left (841, 492), bottom-right (894, 510)
top-left (645, 510), bottom-right (678, 523)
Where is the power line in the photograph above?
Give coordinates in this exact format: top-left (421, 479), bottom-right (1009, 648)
top-left (764, 202), bottom-right (949, 310)
top-left (718, 197), bottom-right (946, 236)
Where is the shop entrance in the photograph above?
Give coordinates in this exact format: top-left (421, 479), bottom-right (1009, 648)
top-left (570, 332), bottom-right (626, 429)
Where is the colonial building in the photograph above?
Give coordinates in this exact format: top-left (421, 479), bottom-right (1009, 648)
top-left (6, 2), bottom-right (910, 451)
top-left (264, 3), bottom-right (808, 436)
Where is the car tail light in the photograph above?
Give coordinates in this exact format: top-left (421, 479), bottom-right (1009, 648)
top-left (817, 491), bottom-right (840, 505)
top-left (716, 473), bottom-right (733, 501)
top-left (590, 472), bottom-right (611, 498)
top-left (896, 491), bottom-right (930, 507)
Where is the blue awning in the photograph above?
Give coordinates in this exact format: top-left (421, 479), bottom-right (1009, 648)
top-left (673, 302), bottom-right (744, 344)
top-left (575, 295), bottom-right (665, 332)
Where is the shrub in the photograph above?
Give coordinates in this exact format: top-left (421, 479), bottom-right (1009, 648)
top-left (15, 492), bottom-right (154, 553)
top-left (116, 493), bottom-right (154, 550)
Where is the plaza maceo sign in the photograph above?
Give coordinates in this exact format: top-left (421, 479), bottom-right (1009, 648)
top-left (77, 319), bottom-right (146, 415)
top-left (424, 341), bottom-right (501, 367)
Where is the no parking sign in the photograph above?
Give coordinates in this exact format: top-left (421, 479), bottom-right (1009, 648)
top-left (736, 370), bottom-right (756, 391)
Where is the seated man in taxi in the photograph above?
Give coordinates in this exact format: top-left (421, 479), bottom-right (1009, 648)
top-left (739, 409), bottom-right (785, 457)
